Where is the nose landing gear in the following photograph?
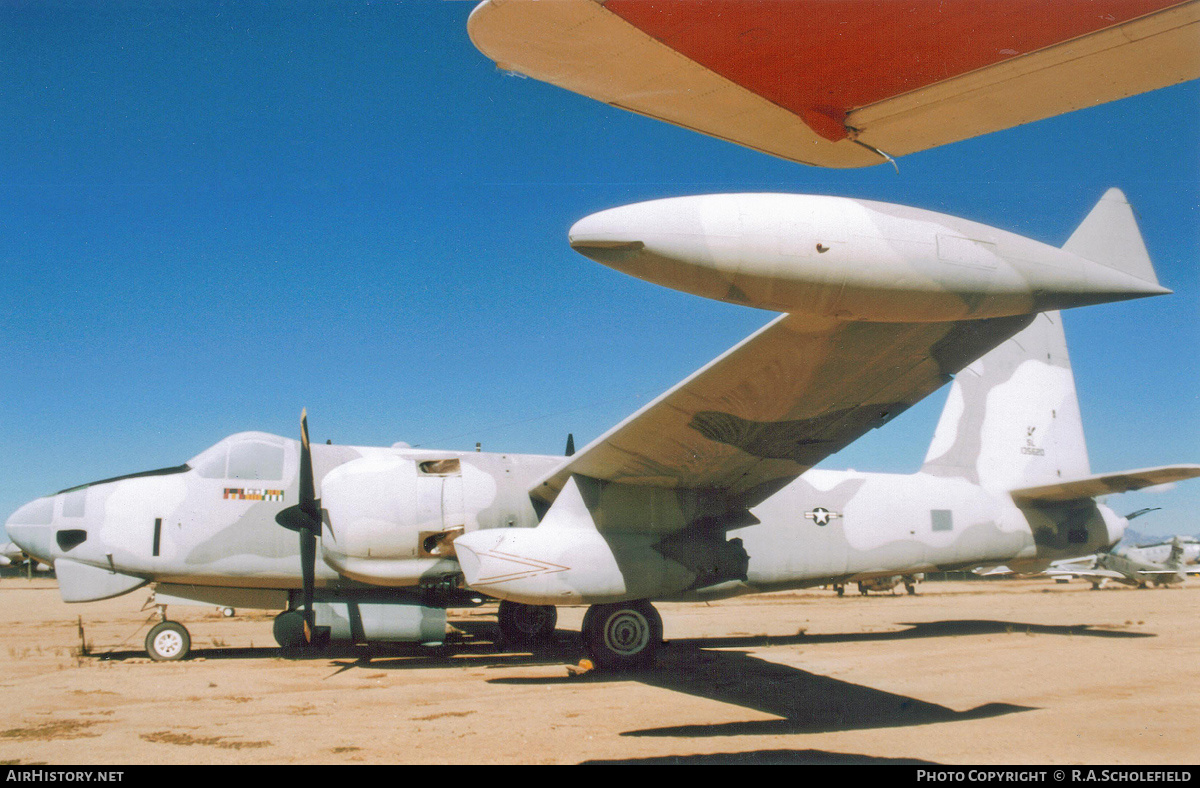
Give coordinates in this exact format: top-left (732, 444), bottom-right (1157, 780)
top-left (145, 617), bottom-right (191, 661)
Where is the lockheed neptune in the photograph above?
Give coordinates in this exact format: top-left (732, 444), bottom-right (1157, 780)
top-left (7, 188), bottom-right (1198, 667)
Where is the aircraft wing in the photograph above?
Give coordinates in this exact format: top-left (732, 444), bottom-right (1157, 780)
top-left (469, 0), bottom-right (1200, 168)
top-left (1010, 465), bottom-right (1200, 504)
top-left (531, 312), bottom-right (1034, 509)
top-left (1046, 567), bottom-right (1127, 581)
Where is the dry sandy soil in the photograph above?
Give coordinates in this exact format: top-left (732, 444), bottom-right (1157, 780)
top-left (0, 572), bottom-right (1197, 765)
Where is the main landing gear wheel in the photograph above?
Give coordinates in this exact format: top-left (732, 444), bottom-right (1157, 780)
top-left (497, 600), bottom-right (558, 646)
top-left (145, 620), bottom-right (191, 661)
top-left (273, 610), bottom-right (331, 650)
top-left (582, 600), bottom-right (662, 671)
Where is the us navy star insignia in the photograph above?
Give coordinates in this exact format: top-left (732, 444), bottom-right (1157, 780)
top-left (805, 507), bottom-right (842, 526)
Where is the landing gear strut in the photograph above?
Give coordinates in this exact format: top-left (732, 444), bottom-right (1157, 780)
top-left (581, 600), bottom-right (662, 670)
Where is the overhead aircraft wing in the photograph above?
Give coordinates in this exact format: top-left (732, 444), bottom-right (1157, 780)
top-left (469, 0), bottom-right (1200, 168)
top-left (531, 312), bottom-right (1035, 509)
top-left (1010, 465), bottom-right (1200, 504)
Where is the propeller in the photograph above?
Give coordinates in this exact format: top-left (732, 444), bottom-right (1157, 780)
top-left (565, 433), bottom-right (575, 457)
top-left (275, 409), bottom-right (322, 644)
top-left (1125, 506), bottom-right (1162, 521)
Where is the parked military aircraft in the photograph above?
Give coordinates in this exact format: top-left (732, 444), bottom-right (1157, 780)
top-left (468, 0), bottom-right (1200, 168)
top-left (1127, 535), bottom-right (1200, 565)
top-left (6, 189), bottom-right (1198, 667)
top-left (1047, 537), bottom-right (1200, 588)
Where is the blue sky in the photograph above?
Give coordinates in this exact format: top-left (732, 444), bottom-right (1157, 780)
top-left (2, 1), bottom-right (1197, 538)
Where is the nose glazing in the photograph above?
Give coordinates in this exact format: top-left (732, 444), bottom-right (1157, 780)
top-left (5, 497), bottom-right (57, 563)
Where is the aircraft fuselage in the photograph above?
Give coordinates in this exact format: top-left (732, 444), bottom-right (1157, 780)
top-left (5, 434), bottom-right (1123, 607)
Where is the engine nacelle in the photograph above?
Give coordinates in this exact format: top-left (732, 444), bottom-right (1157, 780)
top-left (455, 525), bottom-right (694, 605)
top-left (454, 475), bottom-right (750, 605)
top-left (319, 453), bottom-right (467, 586)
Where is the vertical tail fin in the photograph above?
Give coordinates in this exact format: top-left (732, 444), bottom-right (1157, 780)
top-left (922, 188), bottom-right (1162, 494)
top-left (920, 310), bottom-right (1090, 493)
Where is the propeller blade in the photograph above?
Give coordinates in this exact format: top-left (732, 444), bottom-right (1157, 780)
top-left (300, 526), bottom-right (316, 642)
top-left (565, 433), bottom-right (575, 457)
top-left (298, 410), bottom-right (319, 642)
top-left (1125, 506), bottom-right (1161, 521)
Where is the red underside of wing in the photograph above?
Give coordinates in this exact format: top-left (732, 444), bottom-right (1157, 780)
top-left (603, 0), bottom-right (1185, 140)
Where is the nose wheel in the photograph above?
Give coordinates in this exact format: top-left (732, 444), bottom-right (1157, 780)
top-left (145, 620), bottom-right (191, 661)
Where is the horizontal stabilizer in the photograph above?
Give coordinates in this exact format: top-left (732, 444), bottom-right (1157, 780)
top-left (1010, 464), bottom-right (1200, 504)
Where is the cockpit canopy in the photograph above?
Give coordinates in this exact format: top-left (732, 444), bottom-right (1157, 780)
top-left (187, 432), bottom-right (291, 482)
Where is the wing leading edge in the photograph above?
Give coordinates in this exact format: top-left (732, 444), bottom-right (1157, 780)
top-left (531, 312), bottom-right (1036, 511)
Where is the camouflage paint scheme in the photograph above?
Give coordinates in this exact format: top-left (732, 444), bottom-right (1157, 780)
top-left (6, 441), bottom-right (559, 605)
top-left (6, 189), bottom-right (1197, 660)
top-left (453, 311), bottom-right (1156, 605)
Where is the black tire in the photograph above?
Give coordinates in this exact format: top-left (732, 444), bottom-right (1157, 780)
top-left (145, 621), bottom-right (190, 661)
top-left (273, 610), bottom-right (331, 650)
top-left (273, 610), bottom-right (308, 649)
top-left (582, 600), bottom-right (662, 670)
top-left (497, 600), bottom-right (558, 645)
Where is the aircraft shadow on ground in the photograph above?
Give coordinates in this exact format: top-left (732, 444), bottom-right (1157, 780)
top-left (675, 618), bottom-right (1156, 649)
top-left (492, 642), bottom-right (1034, 738)
top-left (486, 619), bottom-right (1151, 739)
top-left (581, 749), bottom-right (937, 765)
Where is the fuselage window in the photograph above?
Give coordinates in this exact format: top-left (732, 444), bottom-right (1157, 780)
top-left (931, 509), bottom-right (954, 532)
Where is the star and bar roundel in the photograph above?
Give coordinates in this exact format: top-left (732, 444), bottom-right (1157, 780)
top-left (805, 507), bottom-right (843, 527)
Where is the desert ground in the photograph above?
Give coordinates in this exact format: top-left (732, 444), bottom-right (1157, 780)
top-left (0, 572), bottom-right (1197, 766)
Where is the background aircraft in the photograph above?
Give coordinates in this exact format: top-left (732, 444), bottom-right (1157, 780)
top-left (1125, 535), bottom-right (1200, 565)
top-left (1047, 537), bottom-right (1200, 588)
top-left (468, 0), bottom-right (1200, 168)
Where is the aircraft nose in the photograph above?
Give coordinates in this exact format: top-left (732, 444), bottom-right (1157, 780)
top-left (5, 498), bottom-right (57, 563)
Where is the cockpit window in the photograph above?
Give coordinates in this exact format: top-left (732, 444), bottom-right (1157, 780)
top-left (228, 441), bottom-right (285, 481)
top-left (194, 448), bottom-right (228, 479)
top-left (61, 488), bottom-right (86, 518)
